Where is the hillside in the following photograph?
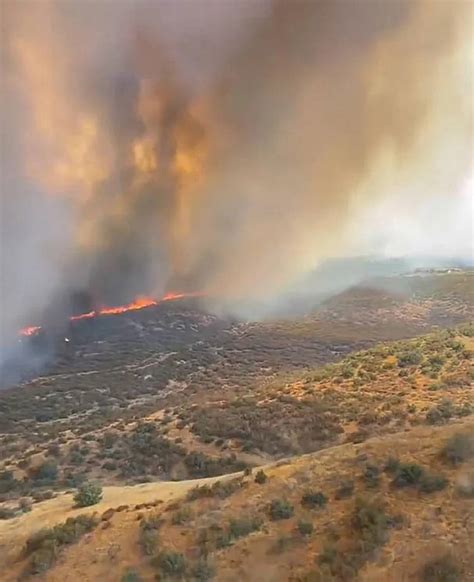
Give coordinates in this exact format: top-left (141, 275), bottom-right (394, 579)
top-left (0, 322), bottom-right (471, 504)
top-left (1, 418), bottom-right (473, 581)
top-left (0, 272), bottom-right (472, 580)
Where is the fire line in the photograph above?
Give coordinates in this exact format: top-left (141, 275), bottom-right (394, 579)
top-left (18, 292), bottom-right (203, 337)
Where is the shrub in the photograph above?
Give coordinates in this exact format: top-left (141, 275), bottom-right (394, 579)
top-left (121, 568), bottom-right (142, 582)
top-left (419, 473), bottom-right (448, 494)
top-left (384, 457), bottom-right (400, 474)
top-left (352, 496), bottom-right (390, 550)
top-left (363, 464), bottom-right (381, 489)
top-left (19, 497), bottom-right (33, 512)
top-left (0, 470), bottom-right (20, 494)
top-left (32, 490), bottom-right (54, 502)
top-left (186, 478), bottom-right (242, 501)
top-left (392, 463), bottom-right (425, 488)
top-left (171, 507), bottom-right (192, 526)
top-left (455, 471), bottom-right (474, 498)
top-left (31, 461), bottom-right (59, 485)
top-left (24, 515), bottom-right (97, 574)
top-left (0, 507), bottom-right (17, 520)
top-left (420, 554), bottom-right (460, 582)
top-left (73, 482), bottom-right (103, 507)
top-left (398, 350), bottom-right (423, 368)
top-left (254, 470), bottom-right (267, 484)
top-left (138, 526), bottom-right (158, 556)
top-left (187, 484), bottom-right (213, 500)
top-left (297, 520), bottom-right (314, 536)
top-left (334, 480), bottom-right (354, 500)
top-left (269, 499), bottom-right (294, 520)
top-left (29, 545), bottom-right (57, 574)
top-left (441, 433), bottom-right (474, 465)
top-left (270, 535), bottom-right (294, 554)
top-left (426, 400), bottom-right (455, 424)
top-left (228, 516), bottom-right (262, 539)
top-left (155, 551), bottom-right (187, 577)
top-left (301, 490), bottom-right (328, 509)
top-left (191, 559), bottom-right (215, 581)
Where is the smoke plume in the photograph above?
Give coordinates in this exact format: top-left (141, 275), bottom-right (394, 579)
top-left (1, 0), bottom-right (472, 337)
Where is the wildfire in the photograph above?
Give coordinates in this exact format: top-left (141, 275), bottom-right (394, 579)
top-left (19, 325), bottom-right (42, 337)
top-left (18, 291), bottom-right (203, 337)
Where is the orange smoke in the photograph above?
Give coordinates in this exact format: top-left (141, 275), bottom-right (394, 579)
top-left (18, 291), bottom-right (203, 337)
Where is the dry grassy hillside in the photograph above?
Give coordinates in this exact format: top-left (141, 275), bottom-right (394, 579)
top-left (0, 325), bottom-right (472, 510)
top-left (1, 419), bottom-right (473, 581)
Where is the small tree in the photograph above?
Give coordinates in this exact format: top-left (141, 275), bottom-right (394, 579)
top-left (73, 482), bottom-right (102, 507)
top-left (254, 470), bottom-right (267, 484)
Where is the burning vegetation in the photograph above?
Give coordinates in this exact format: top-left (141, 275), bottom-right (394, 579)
top-left (1, 0), bottom-right (472, 347)
top-left (18, 292), bottom-right (203, 337)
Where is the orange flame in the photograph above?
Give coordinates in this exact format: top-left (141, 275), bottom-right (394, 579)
top-left (18, 292), bottom-right (203, 337)
top-left (19, 325), bottom-right (42, 337)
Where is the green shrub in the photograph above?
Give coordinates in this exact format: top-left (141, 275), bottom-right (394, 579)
top-left (297, 520), bottom-right (314, 536)
top-left (186, 478), bottom-right (242, 501)
top-left (138, 527), bottom-right (158, 556)
top-left (191, 559), bottom-right (215, 581)
top-left (420, 554), bottom-right (460, 582)
top-left (441, 433), bottom-right (474, 465)
top-left (24, 515), bottom-right (97, 574)
top-left (73, 482), bottom-right (103, 507)
top-left (32, 489), bottom-right (54, 501)
top-left (31, 461), bottom-right (59, 486)
top-left (187, 484), bottom-right (213, 500)
top-left (171, 507), bottom-right (192, 526)
top-left (254, 470), bottom-right (267, 484)
top-left (363, 464), bottom-right (381, 489)
top-left (301, 490), bottom-right (328, 509)
top-left (317, 543), bottom-right (359, 579)
top-left (352, 496), bottom-right (390, 550)
top-left (398, 350), bottom-right (423, 368)
top-left (419, 473), bottom-right (448, 493)
top-left (29, 545), bottom-right (58, 574)
top-left (0, 470), bottom-right (21, 494)
top-left (334, 480), bottom-right (354, 500)
top-left (0, 507), bottom-right (17, 520)
top-left (392, 463), bottom-right (425, 488)
top-left (384, 457), bottom-right (400, 474)
top-left (155, 551), bottom-right (187, 577)
top-left (19, 497), bottom-right (33, 513)
top-left (426, 399), bottom-right (455, 424)
top-left (228, 516), bottom-right (262, 539)
top-left (121, 567), bottom-right (142, 582)
top-left (269, 498), bottom-right (294, 520)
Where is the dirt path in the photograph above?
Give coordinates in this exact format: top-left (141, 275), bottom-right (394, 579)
top-left (0, 472), bottom-right (239, 570)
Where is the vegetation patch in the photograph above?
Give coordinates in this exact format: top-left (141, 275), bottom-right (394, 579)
top-left (301, 490), bottom-right (328, 509)
top-left (420, 554), bottom-right (460, 582)
top-left (269, 498), bottom-right (294, 520)
top-left (24, 515), bottom-right (98, 574)
top-left (73, 481), bottom-right (103, 507)
top-left (441, 432), bottom-right (474, 465)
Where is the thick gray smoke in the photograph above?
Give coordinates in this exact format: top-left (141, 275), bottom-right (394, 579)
top-left (0, 0), bottom-right (472, 340)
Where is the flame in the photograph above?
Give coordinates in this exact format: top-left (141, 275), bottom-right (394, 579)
top-left (19, 325), bottom-right (42, 337)
top-left (18, 292), bottom-right (203, 337)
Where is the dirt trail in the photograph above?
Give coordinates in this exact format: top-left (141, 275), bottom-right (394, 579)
top-left (0, 472), bottom-right (238, 569)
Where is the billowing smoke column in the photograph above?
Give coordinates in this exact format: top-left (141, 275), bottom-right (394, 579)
top-left (0, 0), bottom-right (472, 339)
